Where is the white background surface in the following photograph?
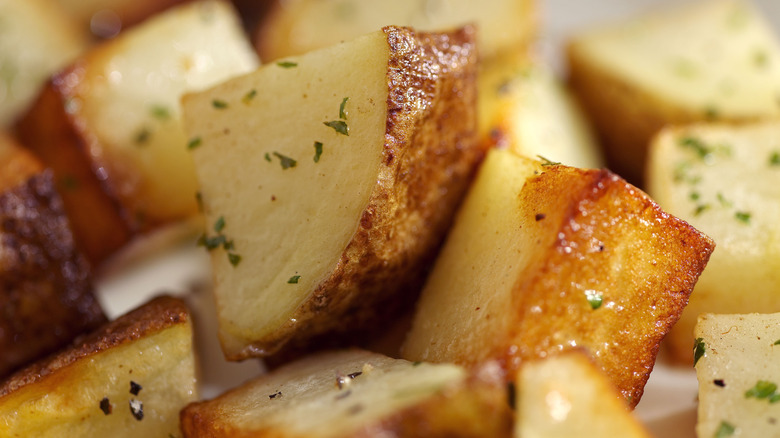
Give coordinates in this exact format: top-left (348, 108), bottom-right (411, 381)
top-left (93, 1), bottom-right (780, 437)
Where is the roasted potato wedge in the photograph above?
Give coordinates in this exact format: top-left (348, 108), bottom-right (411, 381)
top-left (182, 25), bottom-right (481, 361)
top-left (647, 121), bottom-right (780, 363)
top-left (516, 350), bottom-right (651, 438)
top-left (255, 0), bottom-right (536, 61)
top-left (0, 141), bottom-right (105, 378)
top-left (0, 296), bottom-right (196, 437)
top-left (15, 0), bottom-right (259, 265)
top-left (694, 313), bottom-right (780, 438)
top-left (568, 0), bottom-right (780, 185)
top-left (181, 350), bottom-right (512, 437)
top-left (402, 148), bottom-right (714, 406)
top-left (0, 0), bottom-right (87, 127)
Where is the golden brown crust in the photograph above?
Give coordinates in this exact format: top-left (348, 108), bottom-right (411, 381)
top-left (14, 76), bottom-right (135, 265)
top-left (0, 295), bottom-right (187, 397)
top-left (504, 166), bottom-right (714, 406)
top-left (0, 170), bottom-right (106, 379)
top-left (241, 25), bottom-right (483, 362)
top-left (0, 133), bottom-right (44, 191)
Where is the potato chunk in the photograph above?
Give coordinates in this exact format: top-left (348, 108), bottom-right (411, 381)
top-left (15, 0), bottom-right (259, 265)
top-left (0, 0), bottom-right (87, 127)
top-left (181, 350), bottom-right (512, 437)
top-left (402, 148), bottom-right (714, 406)
top-left (568, 0), bottom-right (780, 184)
top-left (516, 350), bottom-right (651, 438)
top-left (0, 138), bottom-right (106, 378)
top-left (255, 0), bottom-right (536, 61)
top-left (647, 121), bottom-right (780, 363)
top-left (182, 26), bottom-right (481, 361)
top-left (0, 296), bottom-right (197, 437)
top-left (695, 313), bottom-right (780, 438)
top-left (478, 54), bottom-right (602, 169)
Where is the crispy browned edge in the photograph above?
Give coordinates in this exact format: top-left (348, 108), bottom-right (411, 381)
top-left (237, 25), bottom-right (484, 363)
top-left (14, 68), bottom-right (136, 266)
top-left (0, 134), bottom-right (44, 190)
top-left (0, 170), bottom-right (106, 379)
top-left (502, 166), bottom-right (715, 407)
top-left (0, 295), bottom-right (188, 397)
top-left (180, 359), bottom-right (512, 438)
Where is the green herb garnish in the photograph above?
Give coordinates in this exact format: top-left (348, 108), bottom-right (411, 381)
top-left (324, 120), bottom-right (349, 136)
top-left (735, 211), bottom-right (751, 224)
top-left (214, 216), bottom-right (226, 233)
top-left (339, 97), bottom-right (349, 119)
top-left (150, 105), bottom-right (171, 120)
top-left (228, 253), bottom-right (242, 267)
top-left (197, 234), bottom-right (227, 250)
top-left (537, 155), bottom-right (560, 167)
top-left (242, 89), bottom-right (257, 104)
top-left (288, 275), bottom-right (301, 284)
top-left (265, 152), bottom-right (272, 162)
top-left (585, 290), bottom-right (603, 310)
top-left (714, 421), bottom-right (735, 438)
top-left (313, 141), bottom-right (323, 163)
top-left (694, 204), bottom-right (711, 216)
top-left (745, 380), bottom-right (780, 402)
top-left (187, 137), bottom-right (202, 150)
top-left (679, 136), bottom-right (712, 160)
top-left (212, 99), bottom-right (228, 109)
top-left (770, 151), bottom-right (780, 166)
top-left (273, 152), bottom-right (297, 169)
top-left (693, 337), bottom-right (706, 367)
top-left (277, 61), bottom-right (298, 68)
top-left (134, 127), bottom-right (151, 144)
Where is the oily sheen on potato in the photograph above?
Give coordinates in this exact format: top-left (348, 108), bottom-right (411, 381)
top-left (182, 25), bottom-right (481, 361)
top-left (0, 296), bottom-right (196, 437)
top-left (15, 0), bottom-right (258, 264)
top-left (402, 148), bottom-right (714, 406)
top-left (180, 350), bottom-right (512, 437)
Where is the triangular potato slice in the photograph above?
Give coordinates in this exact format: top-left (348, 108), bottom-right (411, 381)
top-left (181, 26), bottom-right (481, 361)
top-left (402, 148), bottom-right (714, 406)
top-left (516, 350), bottom-right (651, 438)
top-left (15, 1), bottom-right (258, 264)
top-left (0, 296), bottom-right (197, 437)
top-left (181, 350), bottom-right (512, 437)
top-left (255, 0), bottom-right (536, 61)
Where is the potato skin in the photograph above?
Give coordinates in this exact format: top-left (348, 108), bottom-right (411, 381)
top-left (14, 79), bottom-right (134, 265)
top-left (0, 170), bottom-right (106, 379)
top-left (256, 26), bottom-right (483, 363)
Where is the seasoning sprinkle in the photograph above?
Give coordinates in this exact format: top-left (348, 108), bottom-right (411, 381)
top-left (130, 381), bottom-right (142, 396)
top-left (268, 391), bottom-right (282, 399)
top-left (314, 141), bottom-right (323, 163)
top-left (150, 105), bottom-right (171, 120)
top-left (735, 211), bottom-right (751, 224)
top-left (693, 338), bottom-right (706, 367)
top-left (277, 61), bottom-right (298, 68)
top-left (187, 137), bottom-right (202, 150)
top-left (242, 89), bottom-right (257, 104)
top-left (770, 151), bottom-right (780, 166)
top-left (99, 397), bottom-right (112, 415)
top-left (212, 99), bottom-right (228, 109)
top-left (585, 290), bottom-right (603, 310)
top-left (129, 399), bottom-right (144, 421)
top-left (228, 253), bottom-right (242, 267)
top-left (288, 275), bottom-right (301, 284)
top-left (537, 155), bottom-right (560, 167)
top-left (339, 97), bottom-right (349, 119)
top-left (324, 120), bottom-right (349, 136)
top-left (715, 421), bottom-right (735, 438)
top-left (273, 152), bottom-right (298, 169)
top-left (214, 216), bottom-right (226, 233)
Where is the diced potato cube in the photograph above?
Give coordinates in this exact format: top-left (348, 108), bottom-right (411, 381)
top-left (181, 350), bottom-right (512, 437)
top-left (402, 148), bottom-right (714, 406)
top-left (568, 0), bottom-right (780, 184)
top-left (647, 121), bottom-right (780, 363)
top-left (695, 313), bottom-right (780, 437)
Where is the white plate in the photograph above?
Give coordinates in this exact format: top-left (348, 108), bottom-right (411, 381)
top-left (93, 1), bottom-right (780, 436)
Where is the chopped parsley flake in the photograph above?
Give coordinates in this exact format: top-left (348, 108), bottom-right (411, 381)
top-left (99, 397), bottom-right (112, 415)
top-left (198, 217), bottom-right (242, 267)
top-left (129, 399), bottom-right (144, 421)
top-left (129, 381), bottom-right (142, 396)
top-left (277, 61), bottom-right (298, 68)
top-left (228, 253), bottom-right (242, 266)
top-left (135, 127), bottom-right (151, 145)
top-left (288, 275), bottom-right (301, 284)
top-left (715, 421), bottom-right (735, 438)
top-left (265, 152), bottom-right (272, 162)
top-left (187, 137), bottom-right (202, 150)
top-left (269, 391), bottom-right (282, 399)
top-left (198, 233), bottom-right (227, 250)
top-left (694, 204), bottom-right (711, 216)
top-left (693, 338), bottom-right (706, 367)
top-left (212, 99), bottom-right (228, 109)
top-left (774, 339), bottom-right (780, 345)
top-left (242, 89), bottom-right (257, 104)
top-left (150, 105), bottom-right (171, 120)
top-left (324, 120), bottom-right (349, 136)
top-left (679, 136), bottom-right (712, 160)
top-left (716, 192), bottom-right (732, 207)
top-left (314, 141), bottom-right (323, 163)
top-left (214, 216), bottom-right (226, 233)
top-left (339, 97), bottom-right (349, 119)
top-left (745, 380), bottom-right (780, 403)
top-left (735, 211), bottom-right (751, 224)
top-left (705, 106), bottom-right (720, 120)
top-left (273, 152), bottom-right (298, 169)
top-left (689, 192), bottom-right (701, 201)
top-left (770, 151), bottom-right (780, 166)
top-left (537, 155), bottom-right (560, 167)
top-left (585, 290), bottom-right (603, 310)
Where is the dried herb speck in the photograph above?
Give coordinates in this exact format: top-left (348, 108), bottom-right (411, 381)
top-left (129, 399), bottom-right (144, 421)
top-left (100, 397), bottom-right (112, 415)
top-left (130, 381), bottom-right (142, 396)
